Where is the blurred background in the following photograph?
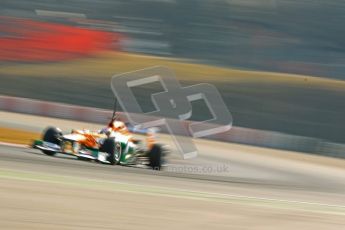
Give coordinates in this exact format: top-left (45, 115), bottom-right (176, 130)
top-left (1, 2), bottom-right (345, 229)
top-left (1, 0), bottom-right (345, 146)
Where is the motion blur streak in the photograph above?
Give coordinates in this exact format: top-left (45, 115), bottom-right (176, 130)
top-left (0, 16), bottom-right (122, 61)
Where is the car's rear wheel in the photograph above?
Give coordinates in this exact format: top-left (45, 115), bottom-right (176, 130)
top-left (148, 144), bottom-right (162, 170)
top-left (42, 127), bottom-right (62, 156)
top-left (100, 138), bottom-right (121, 165)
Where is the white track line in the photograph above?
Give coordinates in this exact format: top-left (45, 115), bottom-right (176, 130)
top-left (0, 142), bottom-right (27, 148)
top-left (35, 10), bottom-right (86, 18)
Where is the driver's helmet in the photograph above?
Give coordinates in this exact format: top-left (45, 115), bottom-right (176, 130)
top-left (112, 121), bottom-right (128, 133)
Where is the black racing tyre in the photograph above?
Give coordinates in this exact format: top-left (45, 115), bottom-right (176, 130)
top-left (148, 144), bottom-right (162, 170)
top-left (100, 138), bottom-right (120, 165)
top-left (42, 127), bottom-right (62, 156)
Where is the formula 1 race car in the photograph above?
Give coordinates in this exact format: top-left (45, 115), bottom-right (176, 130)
top-left (32, 112), bottom-right (168, 170)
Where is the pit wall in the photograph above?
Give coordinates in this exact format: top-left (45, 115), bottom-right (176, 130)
top-left (1, 95), bottom-right (344, 158)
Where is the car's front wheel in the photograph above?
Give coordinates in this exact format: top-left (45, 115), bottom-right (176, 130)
top-left (42, 127), bottom-right (62, 156)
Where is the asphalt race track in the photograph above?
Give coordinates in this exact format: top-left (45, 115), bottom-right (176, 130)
top-left (0, 112), bottom-right (345, 229)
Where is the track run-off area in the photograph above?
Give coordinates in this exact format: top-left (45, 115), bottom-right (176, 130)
top-left (0, 111), bottom-right (345, 229)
